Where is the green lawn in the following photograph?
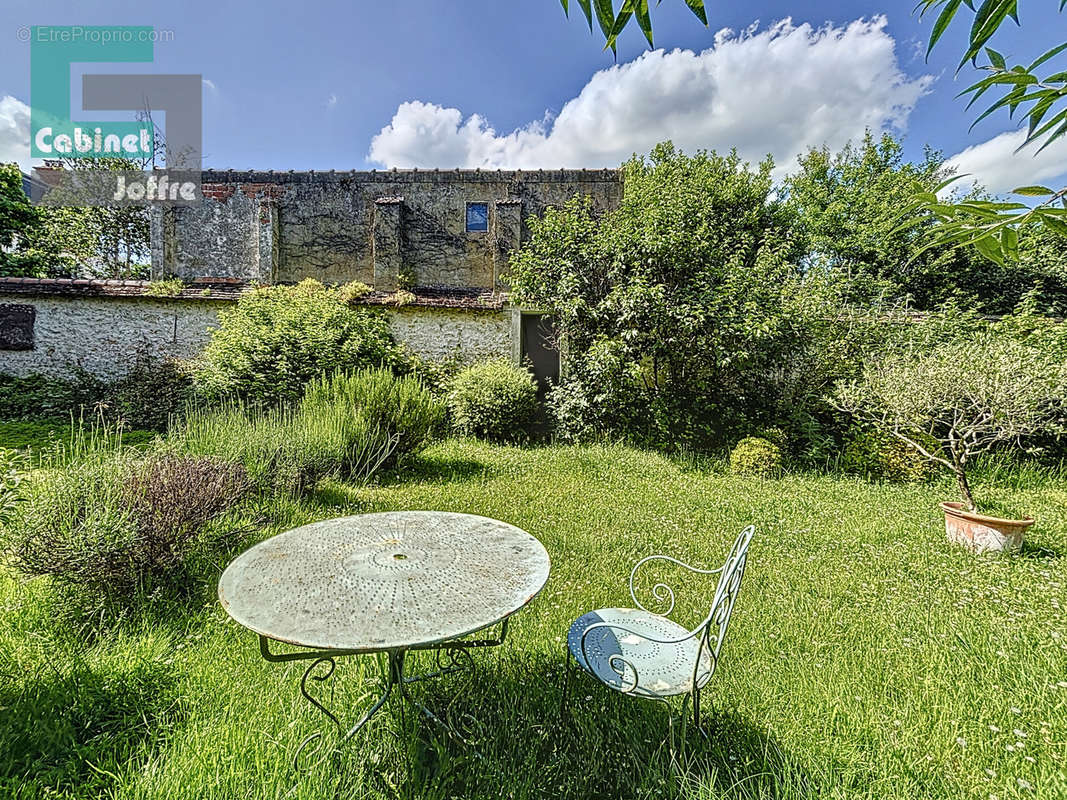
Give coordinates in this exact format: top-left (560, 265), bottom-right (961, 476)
top-left (0, 419), bottom-right (155, 455)
top-left (1, 440), bottom-right (1064, 799)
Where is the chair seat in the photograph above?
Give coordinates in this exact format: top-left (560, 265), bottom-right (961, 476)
top-left (568, 608), bottom-right (711, 699)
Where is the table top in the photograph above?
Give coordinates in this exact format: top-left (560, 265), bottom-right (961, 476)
top-left (218, 511), bottom-right (551, 652)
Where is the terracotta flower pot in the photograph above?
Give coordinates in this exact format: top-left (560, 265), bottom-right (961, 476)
top-left (940, 502), bottom-right (1033, 554)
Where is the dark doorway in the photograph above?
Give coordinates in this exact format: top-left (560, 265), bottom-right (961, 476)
top-left (519, 312), bottom-right (559, 397)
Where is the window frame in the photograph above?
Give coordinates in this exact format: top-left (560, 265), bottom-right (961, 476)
top-left (465, 201), bottom-right (489, 233)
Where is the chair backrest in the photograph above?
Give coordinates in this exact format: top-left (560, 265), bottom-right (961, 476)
top-left (693, 525), bottom-right (754, 689)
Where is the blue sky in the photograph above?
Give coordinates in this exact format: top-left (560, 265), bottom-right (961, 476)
top-left (1, 0), bottom-right (1065, 195)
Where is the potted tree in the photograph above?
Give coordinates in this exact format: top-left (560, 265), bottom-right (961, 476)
top-left (833, 314), bottom-right (1067, 553)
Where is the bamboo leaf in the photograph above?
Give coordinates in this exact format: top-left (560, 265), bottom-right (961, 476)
top-left (927, 0), bottom-right (962, 59)
top-left (974, 233), bottom-right (1005, 265)
top-left (1027, 41), bottom-right (1067, 72)
top-left (684, 0), bottom-right (708, 26)
top-left (1001, 225), bottom-right (1018, 260)
top-left (1011, 185), bottom-right (1055, 196)
top-left (576, 0), bottom-right (595, 30)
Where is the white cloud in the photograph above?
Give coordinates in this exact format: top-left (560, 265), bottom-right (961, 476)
top-left (369, 17), bottom-right (932, 178)
top-left (202, 78), bottom-right (218, 93)
top-left (0, 95), bottom-right (38, 173)
top-left (326, 93), bottom-right (338, 110)
top-left (943, 129), bottom-right (1067, 197)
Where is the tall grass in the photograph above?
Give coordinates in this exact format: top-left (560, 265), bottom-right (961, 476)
top-left (178, 368), bottom-right (443, 496)
top-left (2, 440), bottom-right (1063, 798)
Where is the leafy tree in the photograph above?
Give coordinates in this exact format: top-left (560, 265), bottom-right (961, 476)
top-left (0, 163), bottom-right (46, 277)
top-left (786, 132), bottom-right (1066, 312)
top-left (833, 307), bottom-right (1067, 513)
top-left (29, 159), bottom-right (151, 278)
top-left (511, 142), bottom-right (810, 448)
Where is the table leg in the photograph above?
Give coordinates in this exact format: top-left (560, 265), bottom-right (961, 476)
top-left (292, 652), bottom-right (397, 772)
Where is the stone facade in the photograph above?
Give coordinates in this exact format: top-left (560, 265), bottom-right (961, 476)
top-left (0, 280), bottom-right (513, 379)
top-left (0, 293), bottom-right (221, 379)
top-left (153, 169), bottom-right (622, 288)
top-left (1, 170), bottom-right (616, 381)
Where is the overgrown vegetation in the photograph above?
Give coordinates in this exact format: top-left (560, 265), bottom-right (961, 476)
top-left (512, 142), bottom-right (815, 449)
top-left (1, 433), bottom-right (252, 596)
top-left (0, 353), bottom-right (191, 433)
top-left (192, 279), bottom-right (409, 405)
top-left (833, 306), bottom-right (1067, 512)
top-left (1, 439), bottom-right (1064, 798)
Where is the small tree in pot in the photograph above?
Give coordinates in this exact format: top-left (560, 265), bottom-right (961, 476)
top-left (832, 311), bottom-right (1067, 552)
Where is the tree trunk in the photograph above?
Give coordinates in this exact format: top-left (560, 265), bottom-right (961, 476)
top-left (955, 467), bottom-right (977, 513)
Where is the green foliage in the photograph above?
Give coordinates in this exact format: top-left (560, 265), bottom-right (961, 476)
top-left (144, 278), bottom-right (185, 297)
top-left (108, 354), bottom-right (193, 432)
top-left (840, 426), bottom-right (934, 483)
top-left (0, 447), bottom-right (24, 527)
top-left (2, 441), bottom-right (251, 596)
top-left (833, 305), bottom-right (1067, 511)
top-left (513, 141), bottom-right (812, 449)
top-left (729, 436), bottom-right (783, 477)
top-left (0, 353), bottom-right (191, 433)
top-left (0, 370), bottom-right (110, 421)
top-left (784, 132), bottom-right (1053, 312)
top-left (177, 396), bottom-right (398, 497)
top-left (0, 163), bottom-right (46, 277)
top-left (193, 279), bottom-right (407, 405)
top-left (559, 0), bottom-right (707, 51)
top-left (302, 368), bottom-right (444, 467)
top-left (337, 280), bottom-right (372, 303)
top-left (447, 359), bottom-right (539, 443)
top-left (908, 2), bottom-right (1067, 265)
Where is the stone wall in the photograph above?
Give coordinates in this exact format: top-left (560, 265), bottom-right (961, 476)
top-left (0, 282), bottom-right (513, 379)
top-left (388, 306), bottom-right (511, 365)
top-left (154, 169), bottom-right (622, 289)
top-left (0, 294), bottom-right (222, 379)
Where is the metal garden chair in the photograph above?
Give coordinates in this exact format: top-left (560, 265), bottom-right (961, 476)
top-left (563, 525), bottom-right (754, 752)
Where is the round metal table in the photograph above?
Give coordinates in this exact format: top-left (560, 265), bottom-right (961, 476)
top-left (219, 511), bottom-right (550, 767)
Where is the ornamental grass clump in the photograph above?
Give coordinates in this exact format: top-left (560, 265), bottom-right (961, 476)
top-left (176, 401), bottom-right (396, 497)
top-left (832, 310), bottom-right (1067, 512)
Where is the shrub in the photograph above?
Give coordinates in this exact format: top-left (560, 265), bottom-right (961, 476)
top-left (302, 369), bottom-right (443, 467)
top-left (192, 279), bottom-right (407, 404)
top-left (510, 143), bottom-right (807, 449)
top-left (833, 307), bottom-right (1067, 512)
top-left (840, 426), bottom-right (933, 483)
top-left (3, 445), bottom-right (251, 595)
top-left (0, 370), bottom-right (110, 421)
top-left (730, 436), bottom-right (783, 477)
top-left (447, 360), bottom-right (539, 443)
top-left (108, 353), bottom-right (192, 431)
